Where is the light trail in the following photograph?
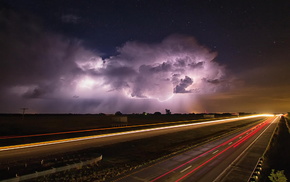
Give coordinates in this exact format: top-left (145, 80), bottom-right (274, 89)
top-left (232, 121), bottom-right (269, 148)
top-left (0, 121), bottom-right (195, 139)
top-left (0, 118), bottom-right (223, 139)
top-left (149, 117), bottom-right (271, 182)
top-left (175, 117), bottom-right (276, 182)
top-left (0, 116), bottom-right (240, 140)
top-left (175, 139), bottom-right (239, 182)
top-left (213, 116), bottom-right (279, 182)
top-left (0, 114), bottom-right (273, 140)
top-left (0, 114), bottom-right (272, 152)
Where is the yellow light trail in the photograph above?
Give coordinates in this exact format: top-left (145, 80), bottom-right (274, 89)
top-left (0, 114), bottom-right (273, 152)
top-left (0, 116), bottom-right (237, 139)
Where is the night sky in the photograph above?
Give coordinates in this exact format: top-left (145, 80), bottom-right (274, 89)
top-left (0, 0), bottom-right (289, 114)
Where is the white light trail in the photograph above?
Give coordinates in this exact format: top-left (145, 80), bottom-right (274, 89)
top-left (0, 114), bottom-right (273, 152)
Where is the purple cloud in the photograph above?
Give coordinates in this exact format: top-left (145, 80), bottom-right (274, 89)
top-left (0, 10), bottom-right (231, 113)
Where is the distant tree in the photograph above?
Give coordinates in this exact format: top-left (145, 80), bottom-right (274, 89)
top-left (222, 113), bottom-right (232, 116)
top-left (154, 112), bottom-right (161, 115)
top-left (268, 169), bottom-right (287, 182)
top-left (165, 109), bottom-right (171, 115)
top-left (115, 111), bottom-right (123, 115)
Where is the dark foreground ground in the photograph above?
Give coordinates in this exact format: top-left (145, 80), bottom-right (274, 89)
top-left (260, 116), bottom-right (290, 181)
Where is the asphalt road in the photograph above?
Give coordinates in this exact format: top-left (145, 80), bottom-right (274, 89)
top-left (115, 116), bottom-right (279, 182)
top-left (0, 115), bottom-right (268, 163)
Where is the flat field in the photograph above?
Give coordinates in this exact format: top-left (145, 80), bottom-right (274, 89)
top-left (0, 114), bottom-right (227, 135)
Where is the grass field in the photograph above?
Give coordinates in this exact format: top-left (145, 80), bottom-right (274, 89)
top-left (0, 113), bottom-right (233, 135)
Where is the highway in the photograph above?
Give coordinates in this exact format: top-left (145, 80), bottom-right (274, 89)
top-left (0, 115), bottom-right (271, 163)
top-left (115, 115), bottom-right (279, 182)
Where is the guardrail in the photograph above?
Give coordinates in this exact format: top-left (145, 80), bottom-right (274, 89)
top-left (248, 157), bottom-right (264, 182)
top-left (1, 155), bottom-right (102, 182)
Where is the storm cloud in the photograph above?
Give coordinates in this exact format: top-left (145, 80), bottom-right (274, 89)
top-left (98, 34), bottom-right (229, 101)
top-left (174, 76), bottom-right (193, 93)
top-left (0, 10), bottom-right (231, 113)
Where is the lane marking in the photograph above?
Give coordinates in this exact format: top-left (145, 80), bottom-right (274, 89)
top-left (212, 150), bottom-right (219, 154)
top-left (228, 142), bottom-right (232, 145)
top-left (180, 165), bottom-right (192, 173)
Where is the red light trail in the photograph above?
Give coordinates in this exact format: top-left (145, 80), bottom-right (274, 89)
top-left (150, 117), bottom-right (275, 182)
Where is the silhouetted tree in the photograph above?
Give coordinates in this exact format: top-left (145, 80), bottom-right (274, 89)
top-left (165, 109), bottom-right (171, 115)
top-left (154, 112), bottom-right (161, 115)
top-left (115, 111), bottom-right (123, 115)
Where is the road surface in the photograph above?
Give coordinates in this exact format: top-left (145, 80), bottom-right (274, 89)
top-left (115, 116), bottom-right (278, 182)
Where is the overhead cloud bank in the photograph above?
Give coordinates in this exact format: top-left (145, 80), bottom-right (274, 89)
top-left (0, 9), bottom-right (231, 113)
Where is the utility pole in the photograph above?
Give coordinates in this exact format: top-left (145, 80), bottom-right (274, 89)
top-left (21, 108), bottom-right (28, 120)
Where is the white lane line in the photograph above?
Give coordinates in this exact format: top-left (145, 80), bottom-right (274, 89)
top-left (212, 150), bottom-right (219, 154)
top-left (180, 165), bottom-right (192, 173)
top-left (228, 142), bottom-right (232, 145)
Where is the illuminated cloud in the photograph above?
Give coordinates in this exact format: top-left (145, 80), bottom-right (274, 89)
top-left (0, 10), bottom-right (231, 113)
top-left (174, 76), bottom-right (193, 93)
top-left (96, 34), bottom-right (228, 101)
